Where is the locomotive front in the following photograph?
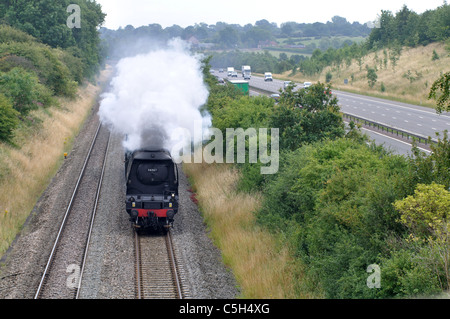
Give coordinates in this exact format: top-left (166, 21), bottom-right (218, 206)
top-left (125, 149), bottom-right (179, 231)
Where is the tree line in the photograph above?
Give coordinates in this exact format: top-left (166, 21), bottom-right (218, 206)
top-left (207, 3), bottom-right (449, 90)
top-left (99, 15), bottom-right (371, 57)
top-left (0, 0), bottom-right (106, 77)
top-left (297, 3), bottom-right (450, 77)
top-left (202, 58), bottom-right (450, 298)
top-left (0, 0), bottom-right (106, 142)
top-left (367, 4), bottom-right (450, 49)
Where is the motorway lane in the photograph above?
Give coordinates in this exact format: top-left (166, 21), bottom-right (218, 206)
top-left (336, 90), bottom-right (450, 141)
top-left (213, 70), bottom-right (440, 155)
top-left (360, 127), bottom-right (431, 156)
top-left (215, 71), bottom-right (302, 93)
top-left (214, 70), bottom-right (450, 140)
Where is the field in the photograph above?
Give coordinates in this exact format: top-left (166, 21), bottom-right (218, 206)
top-left (240, 36), bottom-right (367, 59)
top-left (265, 36), bottom-right (367, 56)
top-left (277, 36), bottom-right (367, 47)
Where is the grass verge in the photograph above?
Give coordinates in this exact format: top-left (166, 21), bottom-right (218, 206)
top-left (183, 160), bottom-right (320, 299)
top-left (0, 66), bottom-right (113, 256)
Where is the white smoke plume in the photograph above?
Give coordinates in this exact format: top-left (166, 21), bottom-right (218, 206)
top-left (98, 38), bottom-right (210, 154)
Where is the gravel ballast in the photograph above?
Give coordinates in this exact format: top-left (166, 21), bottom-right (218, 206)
top-left (0, 91), bottom-right (239, 300)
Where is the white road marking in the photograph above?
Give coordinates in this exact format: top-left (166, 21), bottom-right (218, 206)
top-left (361, 128), bottom-right (431, 154)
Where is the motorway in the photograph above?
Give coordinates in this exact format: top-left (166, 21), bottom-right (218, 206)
top-left (213, 70), bottom-right (448, 156)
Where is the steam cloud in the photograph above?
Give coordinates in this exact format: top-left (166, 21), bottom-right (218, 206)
top-left (98, 39), bottom-right (210, 154)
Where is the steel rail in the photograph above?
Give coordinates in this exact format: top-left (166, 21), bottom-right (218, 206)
top-left (165, 229), bottom-right (183, 299)
top-left (75, 132), bottom-right (111, 299)
top-left (34, 123), bottom-right (102, 299)
top-left (134, 229), bottom-right (183, 299)
top-left (134, 231), bottom-right (143, 299)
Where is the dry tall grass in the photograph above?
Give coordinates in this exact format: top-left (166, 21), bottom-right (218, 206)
top-left (282, 42), bottom-right (450, 107)
top-left (0, 66), bottom-right (113, 256)
top-left (183, 161), bottom-right (317, 299)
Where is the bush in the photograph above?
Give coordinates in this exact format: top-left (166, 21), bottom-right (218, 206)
top-left (211, 95), bottom-right (274, 133)
top-left (378, 249), bottom-right (441, 298)
top-left (270, 83), bottom-right (344, 151)
top-left (366, 67), bottom-right (378, 88)
top-left (0, 41), bottom-right (79, 97)
top-left (0, 68), bottom-right (54, 115)
top-left (0, 25), bottom-right (35, 44)
top-left (208, 95), bottom-right (275, 191)
top-left (326, 71), bottom-right (332, 83)
top-left (432, 49), bottom-right (440, 60)
top-left (257, 138), bottom-right (412, 298)
top-left (0, 94), bottom-right (19, 142)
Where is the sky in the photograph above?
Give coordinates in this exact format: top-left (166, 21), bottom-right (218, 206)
top-left (95, 0), bottom-right (447, 30)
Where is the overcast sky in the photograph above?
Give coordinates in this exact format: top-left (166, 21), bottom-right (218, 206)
top-left (95, 0), bottom-right (447, 30)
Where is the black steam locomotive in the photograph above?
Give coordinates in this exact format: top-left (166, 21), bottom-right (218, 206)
top-left (125, 148), bottom-right (179, 231)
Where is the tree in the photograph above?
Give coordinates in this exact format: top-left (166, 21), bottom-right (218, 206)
top-left (395, 5), bottom-right (413, 45)
top-left (429, 72), bottom-right (450, 113)
top-left (217, 26), bottom-right (239, 48)
top-left (0, 94), bottom-right (19, 142)
top-left (270, 82), bottom-right (344, 151)
top-left (366, 67), bottom-right (378, 88)
top-left (280, 22), bottom-right (294, 37)
top-left (0, 68), bottom-right (53, 115)
top-left (0, 0), bottom-right (106, 77)
top-left (389, 45), bottom-right (402, 72)
top-left (408, 130), bottom-right (450, 195)
top-left (394, 183), bottom-right (450, 290)
top-left (242, 27), bottom-right (273, 48)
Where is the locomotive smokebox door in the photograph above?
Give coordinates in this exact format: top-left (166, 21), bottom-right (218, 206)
top-left (125, 148), bottom-right (179, 231)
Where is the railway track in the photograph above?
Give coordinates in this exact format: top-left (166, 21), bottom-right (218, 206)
top-left (34, 123), bottom-right (111, 299)
top-left (135, 229), bottom-right (188, 299)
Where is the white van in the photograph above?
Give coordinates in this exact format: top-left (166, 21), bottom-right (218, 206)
top-left (283, 81), bottom-right (292, 89)
top-left (303, 81), bottom-right (312, 88)
top-left (264, 72), bottom-right (273, 81)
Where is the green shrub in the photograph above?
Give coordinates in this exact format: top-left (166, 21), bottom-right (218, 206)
top-left (0, 68), bottom-right (54, 115)
top-left (432, 49), bottom-right (440, 61)
top-left (257, 138), bottom-right (412, 298)
top-left (268, 82), bottom-right (344, 152)
top-left (326, 71), bottom-right (332, 83)
top-left (211, 95), bottom-right (274, 133)
top-left (379, 249), bottom-right (441, 298)
top-left (209, 95), bottom-right (275, 191)
top-left (0, 93), bottom-right (19, 142)
top-left (0, 25), bottom-right (35, 44)
top-left (0, 41), bottom-right (79, 97)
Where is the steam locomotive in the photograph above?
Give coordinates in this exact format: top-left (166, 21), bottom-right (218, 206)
top-left (125, 148), bottom-right (179, 231)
